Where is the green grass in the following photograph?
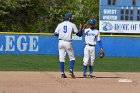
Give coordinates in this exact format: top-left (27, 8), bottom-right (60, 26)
top-left (0, 54), bottom-right (140, 72)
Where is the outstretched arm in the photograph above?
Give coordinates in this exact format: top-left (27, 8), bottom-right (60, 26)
top-left (76, 30), bottom-right (84, 37)
top-left (98, 40), bottom-right (103, 49)
top-left (98, 40), bottom-right (105, 58)
top-left (76, 24), bottom-right (86, 37)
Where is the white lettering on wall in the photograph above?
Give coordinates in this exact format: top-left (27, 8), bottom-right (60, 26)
top-left (5, 36), bottom-right (15, 51)
top-left (29, 36), bottom-right (38, 51)
top-left (0, 35), bottom-right (39, 52)
top-left (17, 36), bottom-right (28, 51)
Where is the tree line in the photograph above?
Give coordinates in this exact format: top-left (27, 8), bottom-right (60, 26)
top-left (0, 0), bottom-right (99, 33)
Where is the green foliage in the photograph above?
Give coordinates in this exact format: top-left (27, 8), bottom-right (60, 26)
top-left (0, 0), bottom-right (99, 32)
top-left (0, 0), bottom-right (38, 32)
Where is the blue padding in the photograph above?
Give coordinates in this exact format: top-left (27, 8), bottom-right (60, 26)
top-left (96, 36), bottom-right (140, 57)
top-left (0, 34), bottom-right (140, 57)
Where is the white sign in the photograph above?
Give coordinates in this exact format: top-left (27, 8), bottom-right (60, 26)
top-left (99, 21), bottom-right (140, 33)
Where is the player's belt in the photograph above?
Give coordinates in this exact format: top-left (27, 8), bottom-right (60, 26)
top-left (59, 39), bottom-right (71, 42)
top-left (86, 44), bottom-right (95, 46)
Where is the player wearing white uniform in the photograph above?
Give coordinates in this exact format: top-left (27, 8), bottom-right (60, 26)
top-left (54, 13), bottom-right (81, 78)
top-left (78, 19), bottom-right (104, 78)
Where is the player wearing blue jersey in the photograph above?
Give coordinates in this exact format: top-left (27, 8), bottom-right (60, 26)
top-left (54, 13), bottom-right (81, 78)
top-left (78, 19), bottom-right (104, 78)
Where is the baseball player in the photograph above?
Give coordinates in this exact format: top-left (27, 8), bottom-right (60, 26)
top-left (54, 12), bottom-right (81, 78)
top-left (78, 19), bottom-right (104, 78)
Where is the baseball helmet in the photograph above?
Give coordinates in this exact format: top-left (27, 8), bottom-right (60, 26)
top-left (88, 19), bottom-right (96, 24)
top-left (65, 12), bottom-right (72, 18)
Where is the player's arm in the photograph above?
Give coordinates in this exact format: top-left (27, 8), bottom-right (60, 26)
top-left (97, 32), bottom-right (103, 49)
top-left (76, 30), bottom-right (84, 37)
top-left (98, 40), bottom-right (105, 58)
top-left (73, 24), bottom-right (81, 36)
top-left (74, 24), bottom-right (85, 37)
top-left (97, 32), bottom-right (105, 58)
top-left (98, 40), bottom-right (103, 49)
top-left (54, 25), bottom-right (60, 36)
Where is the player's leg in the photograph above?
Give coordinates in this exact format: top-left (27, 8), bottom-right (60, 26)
top-left (89, 46), bottom-right (95, 78)
top-left (59, 41), bottom-right (67, 78)
top-left (66, 42), bottom-right (76, 78)
top-left (83, 45), bottom-right (90, 78)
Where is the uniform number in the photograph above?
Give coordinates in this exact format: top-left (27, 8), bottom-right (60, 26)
top-left (63, 26), bottom-right (67, 33)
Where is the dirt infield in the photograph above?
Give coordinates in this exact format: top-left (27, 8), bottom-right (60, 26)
top-left (0, 72), bottom-right (139, 93)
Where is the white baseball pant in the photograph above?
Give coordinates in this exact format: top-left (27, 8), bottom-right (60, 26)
top-left (83, 45), bottom-right (95, 66)
top-left (59, 40), bottom-right (75, 62)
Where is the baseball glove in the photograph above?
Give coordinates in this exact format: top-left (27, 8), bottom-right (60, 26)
top-left (99, 49), bottom-right (105, 58)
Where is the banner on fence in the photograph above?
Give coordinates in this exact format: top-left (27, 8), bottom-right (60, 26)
top-left (100, 21), bottom-right (140, 33)
top-left (1, 34), bottom-right (140, 57)
top-left (0, 34), bottom-right (84, 55)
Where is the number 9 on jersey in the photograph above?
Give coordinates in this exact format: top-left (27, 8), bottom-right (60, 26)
top-left (63, 26), bottom-right (67, 33)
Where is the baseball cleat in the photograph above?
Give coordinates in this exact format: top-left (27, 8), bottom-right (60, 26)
top-left (61, 74), bottom-right (67, 78)
top-left (88, 74), bottom-right (93, 78)
top-left (88, 74), bottom-right (96, 78)
top-left (83, 73), bottom-right (87, 78)
top-left (69, 70), bottom-right (76, 78)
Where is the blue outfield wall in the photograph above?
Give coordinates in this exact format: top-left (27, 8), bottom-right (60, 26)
top-left (0, 34), bottom-right (140, 57)
top-left (100, 36), bottom-right (140, 57)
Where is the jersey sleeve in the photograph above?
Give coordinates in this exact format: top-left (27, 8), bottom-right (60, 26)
top-left (73, 24), bottom-right (78, 33)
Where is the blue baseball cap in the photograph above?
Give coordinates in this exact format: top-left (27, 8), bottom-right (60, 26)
top-left (88, 19), bottom-right (96, 24)
top-left (65, 12), bottom-right (72, 18)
